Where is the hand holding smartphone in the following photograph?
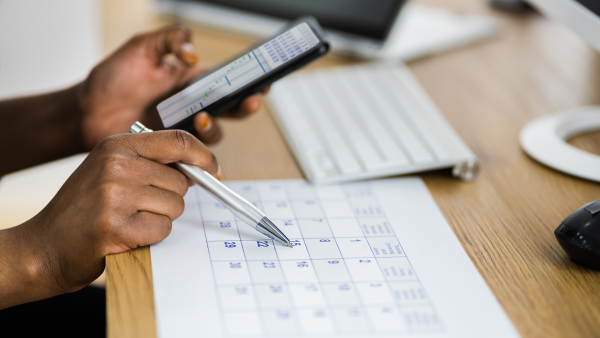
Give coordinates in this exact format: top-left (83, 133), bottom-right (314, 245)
top-left (157, 16), bottom-right (330, 131)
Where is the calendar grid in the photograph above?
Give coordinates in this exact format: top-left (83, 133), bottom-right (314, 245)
top-left (196, 181), bottom-right (445, 336)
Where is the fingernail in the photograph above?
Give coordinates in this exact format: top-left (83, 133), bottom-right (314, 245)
top-left (217, 166), bottom-right (223, 181)
top-left (182, 43), bottom-right (198, 65)
top-left (198, 113), bottom-right (212, 131)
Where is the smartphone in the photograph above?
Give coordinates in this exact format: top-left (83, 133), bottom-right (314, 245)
top-left (157, 16), bottom-right (330, 131)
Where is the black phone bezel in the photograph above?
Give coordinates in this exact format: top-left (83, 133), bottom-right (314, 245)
top-left (161, 16), bottom-right (330, 131)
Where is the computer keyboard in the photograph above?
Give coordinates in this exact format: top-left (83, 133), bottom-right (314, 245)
top-left (266, 63), bottom-right (479, 184)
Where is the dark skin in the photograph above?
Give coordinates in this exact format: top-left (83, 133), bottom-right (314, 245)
top-left (0, 24), bottom-right (268, 309)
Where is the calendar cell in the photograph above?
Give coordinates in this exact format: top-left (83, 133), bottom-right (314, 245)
top-left (343, 184), bottom-right (371, 198)
top-left (345, 258), bottom-right (385, 282)
top-left (247, 261), bottom-right (285, 284)
top-left (261, 309), bottom-right (300, 335)
top-left (315, 185), bottom-right (346, 199)
top-left (359, 218), bottom-right (394, 236)
top-left (204, 221), bottom-right (240, 241)
top-left (328, 218), bottom-right (364, 238)
top-left (257, 183), bottom-right (288, 200)
top-left (349, 197), bottom-right (383, 217)
top-left (262, 200), bottom-right (296, 219)
top-left (336, 238), bottom-right (374, 258)
top-left (254, 284), bottom-right (291, 308)
top-left (367, 236), bottom-right (404, 257)
top-left (303, 238), bottom-right (341, 259)
top-left (279, 260), bottom-right (319, 283)
top-left (320, 199), bottom-right (355, 218)
top-left (269, 219), bottom-right (303, 239)
top-left (296, 309), bottom-right (335, 334)
top-left (312, 259), bottom-right (351, 283)
top-left (217, 285), bottom-right (257, 310)
top-left (388, 281), bottom-right (430, 305)
top-left (367, 306), bottom-right (406, 332)
top-left (286, 181), bottom-right (316, 200)
top-left (212, 261), bottom-right (251, 284)
top-left (297, 219), bottom-right (333, 238)
top-left (288, 283), bottom-right (327, 307)
top-left (402, 306), bottom-right (442, 329)
top-left (377, 257), bottom-right (418, 281)
top-left (291, 200), bottom-right (324, 218)
top-left (355, 282), bottom-right (395, 305)
top-left (223, 311), bottom-right (262, 336)
top-left (275, 239), bottom-right (311, 260)
top-left (200, 201), bottom-right (236, 221)
top-left (208, 241), bottom-right (246, 261)
top-left (320, 283), bottom-right (361, 306)
top-left (242, 240), bottom-right (278, 261)
top-left (331, 307), bottom-right (370, 333)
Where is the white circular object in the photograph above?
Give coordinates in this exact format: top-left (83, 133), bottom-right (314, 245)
top-left (520, 106), bottom-right (600, 183)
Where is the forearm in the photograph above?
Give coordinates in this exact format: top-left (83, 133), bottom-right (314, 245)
top-left (0, 85), bottom-right (85, 176)
top-left (0, 221), bottom-right (62, 310)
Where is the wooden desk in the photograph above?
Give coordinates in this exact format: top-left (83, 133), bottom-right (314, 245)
top-left (102, 0), bottom-right (600, 337)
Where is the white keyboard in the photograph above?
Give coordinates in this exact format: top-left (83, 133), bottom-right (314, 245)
top-left (266, 63), bottom-right (479, 184)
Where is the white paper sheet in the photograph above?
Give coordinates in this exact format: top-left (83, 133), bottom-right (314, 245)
top-left (151, 178), bottom-right (519, 338)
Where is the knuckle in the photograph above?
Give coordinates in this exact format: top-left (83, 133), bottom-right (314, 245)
top-left (158, 216), bottom-right (173, 238)
top-left (177, 173), bottom-right (189, 195)
top-left (174, 196), bottom-right (185, 219)
top-left (101, 155), bottom-right (129, 179)
top-left (171, 130), bottom-right (194, 151)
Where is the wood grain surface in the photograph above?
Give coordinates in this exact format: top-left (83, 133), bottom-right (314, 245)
top-left (101, 0), bottom-right (600, 337)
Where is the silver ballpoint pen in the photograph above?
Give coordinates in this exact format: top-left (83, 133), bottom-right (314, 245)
top-left (130, 121), bottom-right (293, 248)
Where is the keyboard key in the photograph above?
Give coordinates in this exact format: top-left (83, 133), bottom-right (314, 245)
top-left (313, 75), bottom-right (388, 170)
top-left (293, 79), bottom-right (362, 175)
top-left (333, 70), bottom-right (410, 167)
top-left (379, 68), bottom-right (451, 161)
top-left (352, 70), bottom-right (434, 165)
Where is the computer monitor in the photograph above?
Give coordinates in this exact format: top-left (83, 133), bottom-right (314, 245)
top-left (520, 0), bottom-right (600, 182)
top-left (153, 0), bottom-right (498, 60)
top-left (527, 0), bottom-right (600, 52)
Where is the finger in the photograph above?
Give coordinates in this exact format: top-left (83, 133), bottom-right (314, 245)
top-left (262, 85), bottom-right (271, 94)
top-left (135, 186), bottom-right (186, 221)
top-left (126, 211), bottom-right (173, 247)
top-left (135, 157), bottom-right (189, 197)
top-left (107, 131), bottom-right (220, 178)
top-left (148, 23), bottom-right (198, 66)
top-left (193, 112), bottom-right (222, 144)
top-left (220, 96), bottom-right (262, 118)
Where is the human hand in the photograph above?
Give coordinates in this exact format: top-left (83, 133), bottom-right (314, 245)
top-left (0, 130), bottom-right (219, 308)
top-left (78, 23), bottom-right (267, 150)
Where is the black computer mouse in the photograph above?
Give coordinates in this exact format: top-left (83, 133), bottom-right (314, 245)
top-left (555, 199), bottom-right (600, 270)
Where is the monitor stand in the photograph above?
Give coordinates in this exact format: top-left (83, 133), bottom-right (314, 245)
top-left (520, 107), bottom-right (600, 182)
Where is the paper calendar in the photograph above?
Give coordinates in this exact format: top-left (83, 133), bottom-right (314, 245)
top-left (151, 178), bottom-right (518, 337)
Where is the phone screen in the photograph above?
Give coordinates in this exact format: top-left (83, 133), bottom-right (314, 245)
top-left (158, 22), bottom-right (319, 127)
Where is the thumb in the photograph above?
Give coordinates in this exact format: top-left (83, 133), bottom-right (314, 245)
top-left (147, 23), bottom-right (198, 66)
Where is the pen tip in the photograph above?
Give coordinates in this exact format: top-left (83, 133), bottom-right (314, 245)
top-left (287, 243), bottom-right (293, 248)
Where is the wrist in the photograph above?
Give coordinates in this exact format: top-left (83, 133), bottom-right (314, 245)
top-left (0, 218), bottom-right (66, 309)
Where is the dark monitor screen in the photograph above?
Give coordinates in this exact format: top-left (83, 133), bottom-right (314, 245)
top-left (189, 0), bottom-right (406, 40)
top-left (575, 0), bottom-right (600, 17)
